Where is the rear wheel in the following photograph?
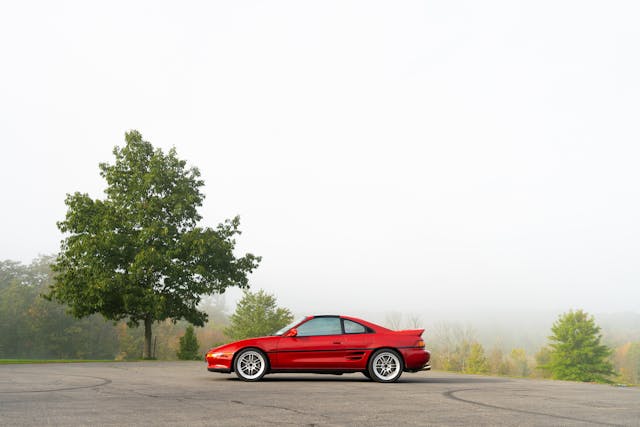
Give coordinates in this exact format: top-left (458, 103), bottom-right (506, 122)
top-left (368, 349), bottom-right (403, 383)
top-left (234, 349), bottom-right (268, 381)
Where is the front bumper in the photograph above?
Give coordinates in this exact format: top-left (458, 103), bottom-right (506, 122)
top-left (205, 351), bottom-right (234, 372)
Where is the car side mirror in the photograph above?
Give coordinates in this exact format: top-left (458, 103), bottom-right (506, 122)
top-left (284, 328), bottom-right (298, 337)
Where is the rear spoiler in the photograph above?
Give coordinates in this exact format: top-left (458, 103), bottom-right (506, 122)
top-left (394, 328), bottom-right (424, 336)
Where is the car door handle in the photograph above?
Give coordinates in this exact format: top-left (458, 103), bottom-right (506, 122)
top-left (333, 341), bottom-right (342, 344)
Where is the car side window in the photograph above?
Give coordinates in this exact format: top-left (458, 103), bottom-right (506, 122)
top-left (296, 317), bottom-right (342, 336)
top-left (343, 319), bottom-right (367, 334)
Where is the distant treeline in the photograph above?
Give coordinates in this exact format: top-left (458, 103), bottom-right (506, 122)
top-left (2, 257), bottom-right (639, 384)
top-left (425, 319), bottom-right (640, 384)
top-left (0, 257), bottom-right (227, 360)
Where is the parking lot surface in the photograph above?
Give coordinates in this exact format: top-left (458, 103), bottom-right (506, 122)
top-left (1, 361), bottom-right (638, 426)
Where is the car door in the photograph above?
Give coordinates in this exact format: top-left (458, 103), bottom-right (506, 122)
top-left (338, 318), bottom-right (369, 370)
top-left (275, 316), bottom-right (346, 370)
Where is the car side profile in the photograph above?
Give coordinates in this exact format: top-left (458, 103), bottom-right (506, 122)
top-left (205, 315), bottom-right (431, 382)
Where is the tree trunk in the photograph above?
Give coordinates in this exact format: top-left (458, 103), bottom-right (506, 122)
top-left (143, 316), bottom-right (153, 359)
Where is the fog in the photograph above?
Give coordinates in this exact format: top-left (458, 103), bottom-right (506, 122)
top-left (1, 1), bottom-right (639, 319)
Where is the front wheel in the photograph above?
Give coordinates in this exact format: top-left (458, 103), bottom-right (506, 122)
top-left (368, 349), bottom-right (404, 383)
top-left (234, 349), bottom-right (268, 381)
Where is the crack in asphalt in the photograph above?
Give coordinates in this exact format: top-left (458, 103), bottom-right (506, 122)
top-left (127, 389), bottom-right (161, 398)
top-left (229, 399), bottom-right (328, 418)
top-left (181, 397), bottom-right (314, 425)
top-left (443, 388), bottom-right (624, 427)
top-left (0, 374), bottom-right (112, 394)
top-left (101, 387), bottom-right (326, 421)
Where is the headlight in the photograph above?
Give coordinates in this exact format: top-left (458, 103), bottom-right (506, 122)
top-left (209, 352), bottom-right (232, 359)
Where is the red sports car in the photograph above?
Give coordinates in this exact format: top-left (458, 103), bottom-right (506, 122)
top-left (205, 315), bottom-right (431, 382)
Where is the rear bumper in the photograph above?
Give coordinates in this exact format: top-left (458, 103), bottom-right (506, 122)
top-left (400, 348), bottom-right (431, 371)
top-left (207, 367), bottom-right (231, 373)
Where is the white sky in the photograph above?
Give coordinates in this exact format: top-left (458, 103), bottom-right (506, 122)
top-left (1, 1), bottom-right (639, 317)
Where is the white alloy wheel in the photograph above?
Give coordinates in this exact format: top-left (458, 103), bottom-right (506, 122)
top-left (369, 350), bottom-right (403, 382)
top-left (234, 349), bottom-right (267, 381)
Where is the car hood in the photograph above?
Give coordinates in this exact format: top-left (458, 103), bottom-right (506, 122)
top-left (208, 335), bottom-right (281, 353)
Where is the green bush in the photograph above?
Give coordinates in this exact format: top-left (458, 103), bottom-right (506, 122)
top-left (177, 325), bottom-right (200, 360)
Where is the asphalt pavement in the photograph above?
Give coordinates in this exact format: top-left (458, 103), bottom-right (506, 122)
top-left (0, 361), bottom-right (638, 426)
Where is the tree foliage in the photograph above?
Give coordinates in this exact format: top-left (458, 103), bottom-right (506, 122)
top-left (614, 342), bottom-right (640, 384)
top-left (429, 322), bottom-right (477, 371)
top-left (465, 342), bottom-right (489, 374)
top-left (543, 309), bottom-right (614, 383)
top-left (0, 257), bottom-right (228, 360)
top-left (509, 348), bottom-right (530, 377)
top-left (177, 325), bottom-right (201, 360)
top-left (224, 290), bottom-right (293, 340)
top-left (46, 130), bottom-right (260, 358)
top-left (0, 257), bottom-right (118, 359)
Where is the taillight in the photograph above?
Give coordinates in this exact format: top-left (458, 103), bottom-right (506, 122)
top-left (416, 340), bottom-right (425, 348)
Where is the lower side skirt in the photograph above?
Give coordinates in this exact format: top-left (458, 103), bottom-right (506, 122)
top-left (269, 368), bottom-right (362, 375)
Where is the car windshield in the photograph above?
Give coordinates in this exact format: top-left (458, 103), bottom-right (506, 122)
top-left (272, 317), bottom-right (306, 336)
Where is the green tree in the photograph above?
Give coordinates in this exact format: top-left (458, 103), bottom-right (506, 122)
top-left (543, 309), bottom-right (614, 383)
top-left (177, 325), bottom-right (201, 360)
top-left (465, 342), bottom-right (489, 374)
top-left (429, 322), bottom-right (477, 371)
top-left (509, 348), bottom-right (530, 377)
top-left (224, 290), bottom-right (293, 340)
top-left (46, 130), bottom-right (260, 358)
top-left (488, 346), bottom-right (510, 375)
top-left (534, 346), bottom-right (552, 378)
top-left (615, 342), bottom-right (640, 385)
top-left (0, 264), bottom-right (38, 357)
top-left (0, 257), bottom-right (119, 359)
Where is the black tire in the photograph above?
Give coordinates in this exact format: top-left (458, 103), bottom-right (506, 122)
top-left (362, 371), bottom-right (371, 379)
top-left (367, 349), bottom-right (404, 383)
top-left (234, 348), bottom-right (268, 381)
